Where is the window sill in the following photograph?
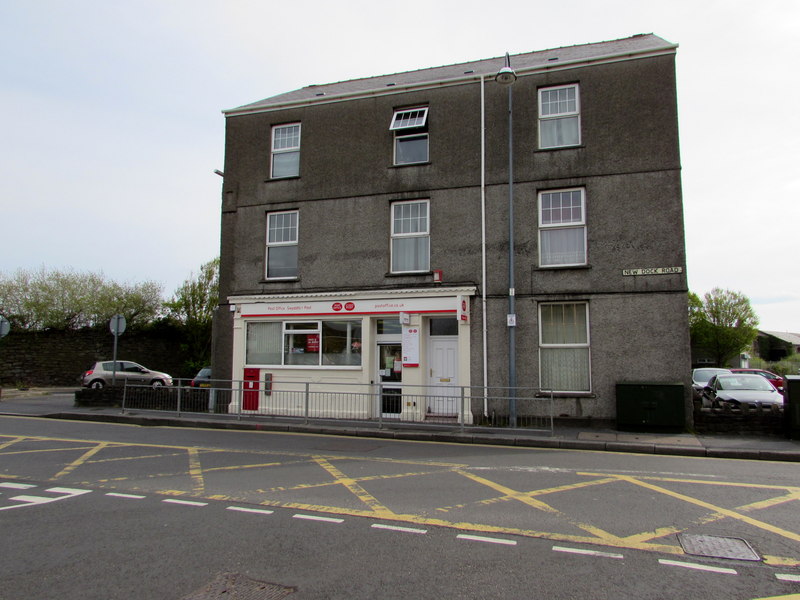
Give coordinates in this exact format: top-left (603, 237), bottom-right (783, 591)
top-left (265, 175), bottom-right (300, 182)
top-left (390, 161), bottom-right (431, 168)
top-left (385, 271), bottom-right (432, 278)
top-left (260, 278), bottom-right (299, 283)
top-left (534, 264), bottom-right (591, 272)
top-left (535, 144), bottom-right (584, 152)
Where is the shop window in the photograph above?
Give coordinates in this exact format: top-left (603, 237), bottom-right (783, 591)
top-left (246, 320), bottom-right (361, 367)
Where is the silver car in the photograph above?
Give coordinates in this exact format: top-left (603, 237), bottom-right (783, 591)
top-left (702, 374), bottom-right (784, 410)
top-left (81, 361), bottom-right (173, 389)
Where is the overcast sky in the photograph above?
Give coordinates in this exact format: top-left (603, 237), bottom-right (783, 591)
top-left (2, 0), bottom-right (798, 332)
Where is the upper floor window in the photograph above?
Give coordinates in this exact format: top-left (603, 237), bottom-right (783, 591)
top-left (390, 107), bottom-right (428, 165)
top-left (538, 85), bottom-right (580, 149)
top-left (266, 210), bottom-right (298, 279)
top-left (539, 188), bottom-right (586, 267)
top-left (391, 200), bottom-right (429, 273)
top-left (271, 123), bottom-right (301, 178)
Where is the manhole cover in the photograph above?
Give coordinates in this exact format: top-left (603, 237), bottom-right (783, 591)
top-left (678, 534), bottom-right (760, 561)
top-left (181, 572), bottom-right (296, 600)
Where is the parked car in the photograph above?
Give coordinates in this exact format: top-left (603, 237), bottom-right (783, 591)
top-left (702, 373), bottom-right (784, 410)
top-left (81, 361), bottom-right (173, 389)
top-left (189, 366), bottom-right (212, 388)
top-left (692, 368), bottom-right (732, 404)
top-left (730, 368), bottom-right (784, 393)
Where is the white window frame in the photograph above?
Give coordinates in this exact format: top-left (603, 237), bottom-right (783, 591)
top-left (390, 199), bottom-right (430, 274)
top-left (538, 302), bottom-right (591, 393)
top-left (265, 210), bottom-right (299, 280)
top-left (390, 107), bottom-right (428, 130)
top-left (244, 319), bottom-right (362, 368)
top-left (391, 107), bottom-right (429, 165)
top-left (538, 188), bottom-right (587, 268)
top-left (271, 123), bottom-right (301, 178)
top-left (538, 84), bottom-right (581, 149)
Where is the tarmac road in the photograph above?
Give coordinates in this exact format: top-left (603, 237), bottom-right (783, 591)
top-left (1, 412), bottom-right (799, 599)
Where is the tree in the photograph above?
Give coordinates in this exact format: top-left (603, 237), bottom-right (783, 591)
top-left (0, 267), bottom-right (163, 331)
top-left (689, 288), bottom-right (759, 366)
top-left (164, 258), bottom-right (219, 373)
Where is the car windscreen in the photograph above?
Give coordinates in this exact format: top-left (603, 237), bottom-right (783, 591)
top-left (717, 375), bottom-right (774, 391)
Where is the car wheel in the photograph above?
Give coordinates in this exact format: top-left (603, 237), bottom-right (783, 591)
top-left (151, 379), bottom-right (165, 388)
top-left (89, 380), bottom-right (105, 390)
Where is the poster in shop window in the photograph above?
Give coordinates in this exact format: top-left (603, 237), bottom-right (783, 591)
top-left (402, 325), bottom-right (419, 367)
top-left (306, 334), bottom-right (320, 352)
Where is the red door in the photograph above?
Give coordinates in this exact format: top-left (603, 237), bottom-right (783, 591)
top-left (243, 368), bottom-right (260, 411)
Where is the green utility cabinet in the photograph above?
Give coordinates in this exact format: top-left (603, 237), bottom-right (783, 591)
top-left (785, 376), bottom-right (800, 439)
top-left (616, 382), bottom-right (685, 432)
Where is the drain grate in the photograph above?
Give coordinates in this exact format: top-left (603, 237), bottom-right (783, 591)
top-left (181, 572), bottom-right (296, 600)
top-left (678, 534), bottom-right (760, 561)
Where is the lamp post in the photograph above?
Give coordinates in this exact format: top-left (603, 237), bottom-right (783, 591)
top-left (495, 53), bottom-right (517, 427)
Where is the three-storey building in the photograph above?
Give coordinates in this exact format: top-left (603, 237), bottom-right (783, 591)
top-left (213, 34), bottom-right (691, 425)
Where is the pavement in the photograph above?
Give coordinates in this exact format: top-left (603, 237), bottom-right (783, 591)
top-left (2, 387), bottom-right (800, 462)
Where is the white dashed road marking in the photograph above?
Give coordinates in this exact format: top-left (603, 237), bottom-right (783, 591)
top-left (553, 545), bottom-right (624, 559)
top-left (0, 486), bottom-right (92, 511)
top-left (457, 534), bottom-right (517, 546)
top-left (292, 513), bottom-right (344, 523)
top-left (658, 559), bottom-right (738, 575)
top-left (106, 493), bottom-right (146, 499)
top-left (226, 506), bottom-right (275, 515)
top-left (776, 573), bottom-right (800, 582)
top-left (371, 523), bottom-right (427, 535)
top-left (0, 482), bottom-right (37, 490)
top-left (162, 499), bottom-right (208, 507)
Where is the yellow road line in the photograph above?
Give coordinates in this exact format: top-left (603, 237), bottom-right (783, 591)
top-left (613, 474), bottom-right (800, 543)
top-left (187, 448), bottom-right (205, 495)
top-left (313, 456), bottom-right (396, 517)
top-left (50, 442), bottom-right (111, 480)
top-left (0, 436), bottom-right (26, 451)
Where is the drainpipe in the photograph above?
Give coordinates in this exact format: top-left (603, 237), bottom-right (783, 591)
top-left (480, 75), bottom-right (489, 418)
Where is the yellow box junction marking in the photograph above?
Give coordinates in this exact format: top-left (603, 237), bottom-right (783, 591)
top-left (2, 433), bottom-right (799, 565)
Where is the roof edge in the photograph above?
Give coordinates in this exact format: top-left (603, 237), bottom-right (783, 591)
top-left (223, 39), bottom-right (677, 118)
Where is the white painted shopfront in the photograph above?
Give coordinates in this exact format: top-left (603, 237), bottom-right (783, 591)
top-left (228, 287), bottom-right (475, 422)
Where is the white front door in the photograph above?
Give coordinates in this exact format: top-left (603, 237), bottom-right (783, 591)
top-left (428, 337), bottom-right (458, 415)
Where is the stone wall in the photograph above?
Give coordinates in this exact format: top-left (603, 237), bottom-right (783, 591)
top-left (0, 328), bottom-right (190, 387)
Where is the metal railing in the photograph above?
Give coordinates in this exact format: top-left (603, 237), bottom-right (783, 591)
top-left (120, 378), bottom-right (554, 434)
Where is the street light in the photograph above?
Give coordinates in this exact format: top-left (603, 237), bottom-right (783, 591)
top-left (495, 53), bottom-right (517, 427)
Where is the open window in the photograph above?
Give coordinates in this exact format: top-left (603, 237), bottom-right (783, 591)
top-left (390, 107), bottom-right (429, 165)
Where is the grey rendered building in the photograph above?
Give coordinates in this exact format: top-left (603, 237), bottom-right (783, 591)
top-left (213, 34), bottom-right (691, 425)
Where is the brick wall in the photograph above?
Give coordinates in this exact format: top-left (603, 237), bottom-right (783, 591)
top-left (0, 328), bottom-right (190, 387)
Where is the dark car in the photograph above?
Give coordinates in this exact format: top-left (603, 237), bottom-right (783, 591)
top-left (702, 373), bottom-right (784, 410)
top-left (730, 368), bottom-right (784, 393)
top-left (189, 366), bottom-right (212, 388)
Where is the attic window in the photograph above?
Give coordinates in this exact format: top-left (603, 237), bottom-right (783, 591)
top-left (390, 107), bottom-right (428, 131)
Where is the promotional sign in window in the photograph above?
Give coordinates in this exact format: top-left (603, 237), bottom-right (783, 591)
top-left (306, 334), bottom-right (320, 352)
top-left (402, 325), bottom-right (420, 367)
